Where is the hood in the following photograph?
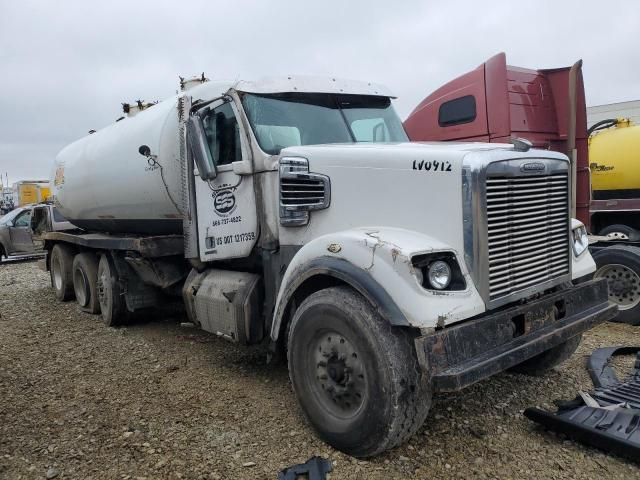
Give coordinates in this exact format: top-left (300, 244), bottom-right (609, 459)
top-left (277, 142), bottom-right (473, 252)
top-left (277, 142), bottom-right (569, 255)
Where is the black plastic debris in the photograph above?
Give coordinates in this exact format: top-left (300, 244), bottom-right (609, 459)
top-left (277, 456), bottom-right (333, 480)
top-left (587, 346), bottom-right (640, 390)
top-left (525, 347), bottom-right (640, 463)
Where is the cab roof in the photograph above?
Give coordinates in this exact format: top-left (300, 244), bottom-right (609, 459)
top-left (187, 75), bottom-right (395, 100)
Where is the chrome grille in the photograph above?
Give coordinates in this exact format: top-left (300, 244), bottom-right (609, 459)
top-left (486, 173), bottom-right (570, 300)
top-left (280, 177), bottom-right (327, 208)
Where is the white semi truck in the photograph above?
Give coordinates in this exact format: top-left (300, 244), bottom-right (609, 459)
top-left (45, 75), bottom-right (616, 457)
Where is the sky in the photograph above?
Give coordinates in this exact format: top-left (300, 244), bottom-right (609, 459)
top-left (0, 0), bottom-right (638, 186)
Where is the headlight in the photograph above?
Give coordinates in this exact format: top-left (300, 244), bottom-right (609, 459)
top-left (427, 260), bottom-right (452, 290)
top-left (412, 252), bottom-right (466, 291)
top-left (572, 224), bottom-right (589, 257)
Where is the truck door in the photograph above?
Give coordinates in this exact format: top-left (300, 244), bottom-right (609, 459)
top-left (30, 206), bottom-right (50, 250)
top-left (8, 209), bottom-right (35, 253)
top-left (192, 98), bottom-right (259, 261)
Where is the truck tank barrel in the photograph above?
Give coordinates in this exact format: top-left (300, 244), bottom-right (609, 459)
top-left (52, 80), bottom-right (232, 235)
top-left (589, 121), bottom-right (640, 200)
top-left (52, 97), bottom-right (185, 234)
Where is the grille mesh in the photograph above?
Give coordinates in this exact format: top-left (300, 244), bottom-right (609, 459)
top-left (486, 173), bottom-right (570, 300)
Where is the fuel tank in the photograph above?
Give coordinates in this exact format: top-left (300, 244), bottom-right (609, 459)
top-left (590, 121), bottom-right (640, 200)
top-left (52, 96), bottom-right (184, 234)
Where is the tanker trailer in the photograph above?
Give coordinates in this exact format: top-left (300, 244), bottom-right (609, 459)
top-left (42, 74), bottom-right (615, 457)
top-left (588, 118), bottom-right (640, 238)
top-left (587, 118), bottom-right (640, 325)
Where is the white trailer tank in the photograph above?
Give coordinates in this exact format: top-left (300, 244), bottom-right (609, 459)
top-left (52, 80), bottom-right (231, 234)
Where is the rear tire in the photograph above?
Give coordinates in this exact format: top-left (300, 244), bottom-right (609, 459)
top-left (510, 334), bottom-right (582, 376)
top-left (599, 224), bottom-right (638, 240)
top-left (72, 252), bottom-right (101, 314)
top-left (287, 286), bottom-right (431, 457)
top-left (592, 245), bottom-right (640, 325)
top-left (50, 244), bottom-right (75, 301)
top-left (97, 254), bottom-right (127, 326)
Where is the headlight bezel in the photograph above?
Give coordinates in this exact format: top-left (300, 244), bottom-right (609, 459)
top-left (572, 224), bottom-right (589, 257)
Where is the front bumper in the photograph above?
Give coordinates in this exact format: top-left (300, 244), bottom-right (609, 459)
top-left (416, 278), bottom-right (617, 392)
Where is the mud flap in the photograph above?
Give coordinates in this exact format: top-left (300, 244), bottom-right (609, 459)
top-left (525, 347), bottom-right (640, 463)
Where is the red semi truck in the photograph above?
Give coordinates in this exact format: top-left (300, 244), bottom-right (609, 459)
top-left (405, 53), bottom-right (640, 325)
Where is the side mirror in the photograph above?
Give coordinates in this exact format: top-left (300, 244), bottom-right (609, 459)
top-left (186, 116), bottom-right (217, 180)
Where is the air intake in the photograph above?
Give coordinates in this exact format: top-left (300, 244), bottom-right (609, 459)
top-left (279, 157), bottom-right (330, 226)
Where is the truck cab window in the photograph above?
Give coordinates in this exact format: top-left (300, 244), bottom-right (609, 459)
top-left (203, 102), bottom-right (241, 166)
top-left (14, 210), bottom-right (31, 227)
top-left (438, 95), bottom-right (476, 127)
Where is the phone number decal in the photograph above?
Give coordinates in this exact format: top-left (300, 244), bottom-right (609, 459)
top-left (212, 215), bottom-right (242, 227)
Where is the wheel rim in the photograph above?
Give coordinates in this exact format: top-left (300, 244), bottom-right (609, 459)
top-left (309, 330), bottom-right (367, 418)
top-left (97, 265), bottom-right (109, 310)
top-left (606, 232), bottom-right (629, 240)
top-left (52, 256), bottom-right (63, 290)
top-left (594, 263), bottom-right (640, 310)
top-left (74, 268), bottom-right (89, 307)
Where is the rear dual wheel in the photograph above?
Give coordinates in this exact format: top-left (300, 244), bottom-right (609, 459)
top-left (592, 245), bottom-right (640, 325)
top-left (50, 244), bottom-right (75, 301)
top-left (97, 254), bottom-right (128, 327)
top-left (72, 253), bottom-right (101, 314)
top-left (50, 244), bottom-right (126, 325)
top-left (599, 224), bottom-right (639, 240)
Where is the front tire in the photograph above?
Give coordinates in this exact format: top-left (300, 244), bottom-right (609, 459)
top-left (287, 286), bottom-right (431, 457)
top-left (510, 334), bottom-right (582, 376)
top-left (72, 252), bottom-right (101, 314)
top-left (50, 244), bottom-right (75, 301)
top-left (97, 254), bottom-right (127, 326)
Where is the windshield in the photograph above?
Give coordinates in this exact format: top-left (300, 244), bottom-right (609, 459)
top-left (241, 93), bottom-right (408, 154)
top-left (0, 208), bottom-right (24, 226)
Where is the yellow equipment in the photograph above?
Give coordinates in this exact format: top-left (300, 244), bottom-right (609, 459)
top-left (12, 180), bottom-right (51, 206)
top-left (589, 119), bottom-right (640, 199)
top-left (39, 185), bottom-right (51, 202)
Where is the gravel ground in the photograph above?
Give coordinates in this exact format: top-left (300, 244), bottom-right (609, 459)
top-left (1, 260), bottom-right (639, 480)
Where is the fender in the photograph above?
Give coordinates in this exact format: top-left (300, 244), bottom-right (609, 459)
top-left (271, 254), bottom-right (410, 341)
top-left (270, 227), bottom-right (486, 341)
